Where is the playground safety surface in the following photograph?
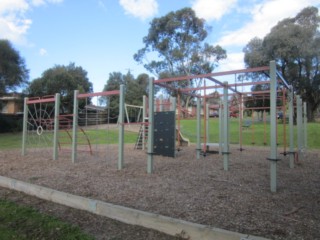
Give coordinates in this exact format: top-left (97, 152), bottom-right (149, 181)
top-left (0, 144), bottom-right (319, 240)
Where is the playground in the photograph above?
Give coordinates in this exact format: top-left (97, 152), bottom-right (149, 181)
top-left (0, 143), bottom-right (319, 239)
top-left (1, 61), bottom-right (319, 239)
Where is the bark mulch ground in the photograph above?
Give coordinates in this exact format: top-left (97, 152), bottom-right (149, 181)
top-left (0, 144), bottom-right (319, 240)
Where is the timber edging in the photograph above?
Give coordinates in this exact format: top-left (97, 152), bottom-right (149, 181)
top-left (0, 175), bottom-right (269, 240)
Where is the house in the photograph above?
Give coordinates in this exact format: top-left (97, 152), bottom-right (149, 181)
top-left (0, 94), bottom-right (23, 114)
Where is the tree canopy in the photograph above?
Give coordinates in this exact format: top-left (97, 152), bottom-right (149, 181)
top-left (134, 7), bottom-right (226, 106)
top-left (243, 6), bottom-right (320, 120)
top-left (103, 71), bottom-right (151, 118)
top-left (0, 40), bottom-right (29, 95)
top-left (27, 63), bottom-right (93, 113)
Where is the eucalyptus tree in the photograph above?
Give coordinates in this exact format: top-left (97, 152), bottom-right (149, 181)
top-left (134, 7), bottom-right (226, 107)
top-left (243, 6), bottom-right (320, 121)
top-left (103, 71), bottom-right (152, 118)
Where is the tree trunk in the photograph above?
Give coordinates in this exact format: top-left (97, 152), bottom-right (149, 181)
top-left (307, 101), bottom-right (316, 122)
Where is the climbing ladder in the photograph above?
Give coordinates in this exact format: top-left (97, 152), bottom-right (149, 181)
top-left (134, 122), bottom-right (148, 150)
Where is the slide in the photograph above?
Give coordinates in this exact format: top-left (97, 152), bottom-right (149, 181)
top-left (176, 129), bottom-right (190, 147)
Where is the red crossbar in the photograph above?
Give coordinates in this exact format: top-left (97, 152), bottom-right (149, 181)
top-left (27, 97), bottom-right (56, 104)
top-left (78, 90), bottom-right (120, 99)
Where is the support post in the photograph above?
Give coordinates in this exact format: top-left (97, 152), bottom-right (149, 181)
top-left (147, 78), bottom-right (154, 173)
top-left (125, 103), bottom-right (130, 125)
top-left (288, 86), bottom-right (294, 168)
top-left (239, 94), bottom-right (243, 151)
top-left (222, 82), bottom-right (229, 171)
top-left (303, 102), bottom-right (307, 150)
top-left (171, 96), bottom-right (177, 157)
top-left (269, 60), bottom-right (277, 192)
top-left (142, 95), bottom-right (147, 150)
top-left (159, 94), bottom-right (163, 112)
top-left (72, 90), bottom-right (79, 163)
top-left (196, 98), bottom-right (201, 159)
top-left (219, 103), bottom-right (223, 155)
top-left (118, 84), bottom-right (125, 170)
top-left (297, 95), bottom-right (303, 157)
top-left (170, 97), bottom-right (176, 112)
top-left (53, 93), bottom-right (60, 160)
top-left (21, 97), bottom-right (28, 156)
top-left (206, 103), bottom-right (209, 145)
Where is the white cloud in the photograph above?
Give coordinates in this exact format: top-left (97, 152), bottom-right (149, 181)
top-left (39, 48), bottom-right (47, 56)
top-left (0, 0), bottom-right (63, 45)
top-left (31, 0), bottom-right (45, 6)
top-left (192, 0), bottom-right (238, 21)
top-left (218, 52), bottom-right (245, 71)
top-left (217, 0), bottom-right (320, 47)
top-left (0, 0), bottom-right (30, 44)
top-left (119, 0), bottom-right (158, 20)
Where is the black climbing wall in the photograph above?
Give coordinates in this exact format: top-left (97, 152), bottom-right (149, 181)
top-left (153, 111), bottom-right (176, 157)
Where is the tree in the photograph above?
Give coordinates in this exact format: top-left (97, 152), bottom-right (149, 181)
top-left (134, 7), bottom-right (226, 107)
top-left (103, 71), bottom-right (151, 118)
top-left (27, 63), bottom-right (93, 113)
top-left (0, 40), bottom-right (29, 95)
top-left (243, 6), bottom-right (320, 121)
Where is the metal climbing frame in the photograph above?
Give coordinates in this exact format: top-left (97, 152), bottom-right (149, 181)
top-left (22, 94), bottom-right (60, 160)
top-left (148, 61), bottom-right (305, 193)
top-left (71, 86), bottom-right (125, 170)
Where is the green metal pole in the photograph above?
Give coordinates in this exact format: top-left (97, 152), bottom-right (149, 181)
top-left (196, 98), bottom-right (201, 159)
top-left (147, 78), bottom-right (154, 173)
top-left (223, 81), bottom-right (229, 171)
top-left (219, 102), bottom-right (223, 155)
top-left (171, 97), bottom-right (177, 158)
top-left (21, 97), bottom-right (28, 156)
top-left (288, 86), bottom-right (294, 168)
top-left (269, 60), bottom-right (277, 192)
top-left (206, 103), bottom-right (209, 145)
top-left (142, 95), bottom-right (147, 150)
top-left (159, 94), bottom-right (163, 112)
top-left (303, 102), bottom-right (307, 150)
top-left (72, 90), bottom-right (79, 163)
top-left (297, 95), bottom-right (303, 156)
top-left (53, 93), bottom-right (60, 160)
top-left (118, 84), bottom-right (125, 170)
top-left (171, 97), bottom-right (176, 111)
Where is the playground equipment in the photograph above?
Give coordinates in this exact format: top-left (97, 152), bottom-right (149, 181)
top-left (176, 129), bottom-right (190, 146)
top-left (22, 85), bottom-right (126, 170)
top-left (133, 95), bottom-right (190, 153)
top-left (21, 62), bottom-right (308, 194)
top-left (22, 94), bottom-right (60, 159)
top-left (146, 60), bottom-right (307, 193)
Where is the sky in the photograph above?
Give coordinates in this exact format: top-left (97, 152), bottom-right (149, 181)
top-left (1, 0), bottom-right (320, 92)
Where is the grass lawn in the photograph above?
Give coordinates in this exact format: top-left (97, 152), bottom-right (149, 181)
top-left (0, 199), bottom-right (93, 240)
top-left (179, 118), bottom-right (320, 149)
top-left (0, 129), bottom-right (137, 150)
top-left (0, 119), bottom-right (319, 150)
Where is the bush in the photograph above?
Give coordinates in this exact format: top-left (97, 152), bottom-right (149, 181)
top-left (0, 114), bottom-right (23, 133)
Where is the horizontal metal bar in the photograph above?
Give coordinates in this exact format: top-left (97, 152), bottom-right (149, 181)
top-left (27, 97), bottom-right (56, 104)
top-left (78, 90), bottom-right (120, 98)
top-left (154, 66), bottom-right (270, 83)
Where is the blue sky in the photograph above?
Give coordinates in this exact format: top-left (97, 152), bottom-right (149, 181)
top-left (1, 0), bottom-right (319, 92)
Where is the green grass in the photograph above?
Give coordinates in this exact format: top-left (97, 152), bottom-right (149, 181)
top-left (0, 129), bottom-right (137, 150)
top-left (0, 199), bottom-right (93, 240)
top-left (1, 120), bottom-right (319, 149)
top-left (179, 118), bottom-right (320, 149)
